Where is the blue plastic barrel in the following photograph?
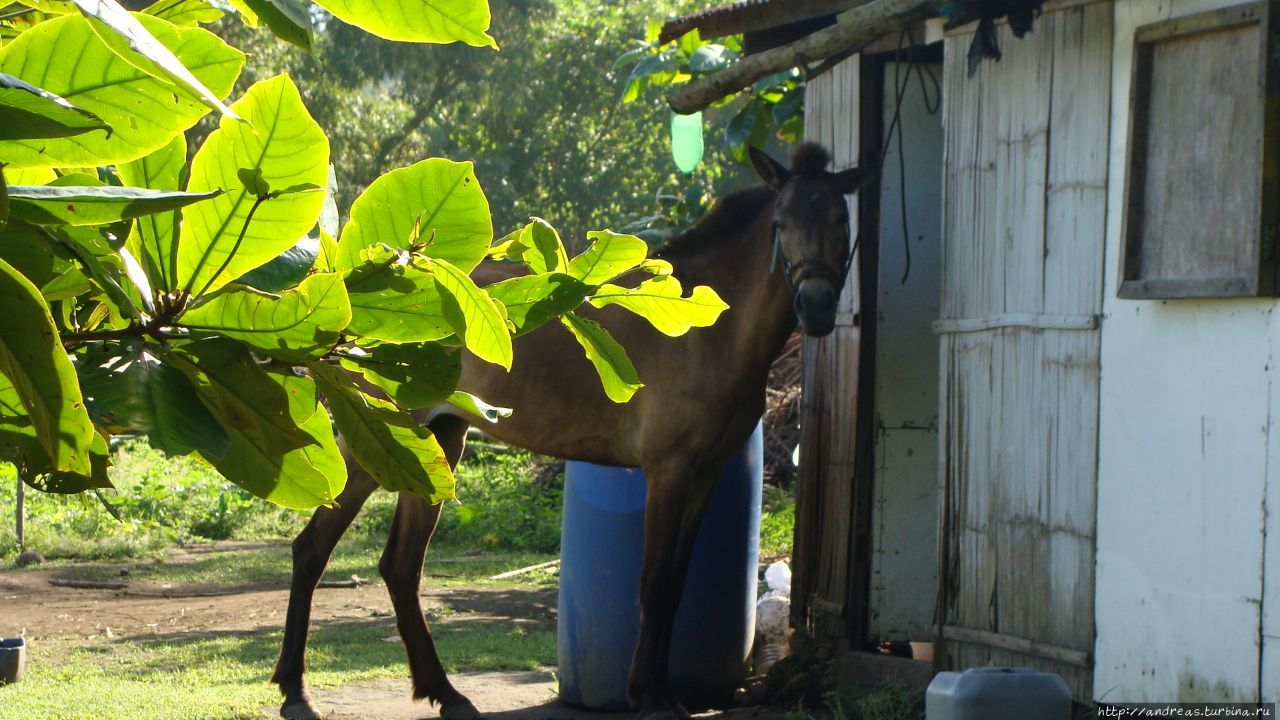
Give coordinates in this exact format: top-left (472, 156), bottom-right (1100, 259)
top-left (557, 424), bottom-right (763, 711)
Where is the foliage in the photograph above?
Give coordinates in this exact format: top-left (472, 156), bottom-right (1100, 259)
top-left (0, 0), bottom-right (729, 511)
top-left (0, 439), bottom-right (568, 561)
top-left (211, 0), bottom-right (755, 246)
top-left (615, 24), bottom-right (806, 165)
top-left (759, 483), bottom-right (795, 561)
top-left (435, 448), bottom-right (564, 554)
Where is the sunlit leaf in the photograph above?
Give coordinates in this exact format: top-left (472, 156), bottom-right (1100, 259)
top-left (0, 72), bottom-right (110, 141)
top-left (431, 256), bottom-right (511, 370)
top-left (0, 13), bottom-right (244, 168)
top-left (312, 0), bottom-right (495, 48)
top-left (343, 252), bottom-right (453, 343)
top-left (144, 0), bottom-right (224, 27)
top-left (179, 74), bottom-right (329, 297)
top-left (488, 217), bottom-right (567, 274)
top-left (339, 343), bottom-right (461, 410)
top-left (117, 133), bottom-right (185, 290)
top-left (6, 184), bottom-right (219, 226)
top-left (72, 0), bottom-right (240, 120)
top-left (483, 272), bottom-right (589, 336)
top-left (337, 158), bottom-right (491, 274)
top-left (588, 275), bottom-right (728, 337)
top-left (168, 338), bottom-right (346, 508)
top-left (0, 256), bottom-right (95, 476)
top-left (445, 390), bottom-right (511, 423)
top-left (240, 0), bottom-right (312, 51)
top-left (310, 362), bottom-right (455, 503)
top-left (179, 273), bottom-right (351, 361)
top-left (560, 313), bottom-right (642, 403)
top-left (566, 229), bottom-right (649, 285)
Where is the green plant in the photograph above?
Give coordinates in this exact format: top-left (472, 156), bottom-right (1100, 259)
top-left (0, 0), bottom-right (730, 518)
top-left (760, 483), bottom-right (795, 561)
top-left (437, 449), bottom-right (564, 553)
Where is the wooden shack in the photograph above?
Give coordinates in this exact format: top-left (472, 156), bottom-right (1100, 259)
top-left (666, 0), bottom-right (1280, 704)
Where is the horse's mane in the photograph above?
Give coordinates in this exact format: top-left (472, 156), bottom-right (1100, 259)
top-left (654, 185), bottom-right (776, 260)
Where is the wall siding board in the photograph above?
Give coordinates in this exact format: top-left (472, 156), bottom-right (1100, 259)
top-left (938, 4), bottom-right (1111, 701)
top-left (795, 54), bottom-right (863, 638)
top-left (1095, 0), bottom-right (1273, 702)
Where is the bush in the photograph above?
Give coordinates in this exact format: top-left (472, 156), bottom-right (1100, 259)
top-left (435, 448), bottom-right (564, 554)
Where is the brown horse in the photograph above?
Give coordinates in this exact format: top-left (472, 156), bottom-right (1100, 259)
top-left (271, 143), bottom-right (873, 720)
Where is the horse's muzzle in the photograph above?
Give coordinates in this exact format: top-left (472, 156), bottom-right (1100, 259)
top-left (794, 278), bottom-right (838, 337)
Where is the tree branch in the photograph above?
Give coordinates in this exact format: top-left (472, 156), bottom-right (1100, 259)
top-left (666, 0), bottom-right (943, 114)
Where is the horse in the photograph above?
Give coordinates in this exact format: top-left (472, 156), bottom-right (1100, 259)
top-left (271, 142), bottom-right (874, 720)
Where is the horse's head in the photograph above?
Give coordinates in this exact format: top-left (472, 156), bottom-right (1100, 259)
top-left (749, 143), bottom-right (875, 337)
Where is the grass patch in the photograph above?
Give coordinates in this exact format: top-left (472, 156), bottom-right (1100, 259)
top-left (46, 541), bottom-right (559, 590)
top-left (0, 614), bottom-right (555, 720)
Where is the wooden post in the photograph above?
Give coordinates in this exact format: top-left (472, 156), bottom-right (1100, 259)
top-left (14, 475), bottom-right (23, 554)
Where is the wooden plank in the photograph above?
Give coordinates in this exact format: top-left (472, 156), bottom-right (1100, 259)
top-left (937, 4), bottom-right (1110, 703)
top-left (938, 625), bottom-right (1093, 668)
top-left (932, 314), bottom-right (1098, 334)
top-left (1119, 3), bottom-right (1271, 298)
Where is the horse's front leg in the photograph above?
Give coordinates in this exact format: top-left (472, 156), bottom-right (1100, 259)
top-left (273, 466), bottom-right (378, 720)
top-left (380, 415), bottom-right (479, 719)
top-left (627, 460), bottom-right (719, 720)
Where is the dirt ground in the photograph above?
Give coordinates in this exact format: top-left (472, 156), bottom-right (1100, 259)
top-left (0, 547), bottom-right (789, 720)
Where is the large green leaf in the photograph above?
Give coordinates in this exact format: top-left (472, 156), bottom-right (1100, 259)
top-left (432, 257), bottom-right (511, 369)
top-left (566, 230), bottom-right (649, 285)
top-left (77, 346), bottom-right (229, 458)
top-left (560, 313), bottom-right (642, 403)
top-left (0, 219), bottom-right (91, 301)
top-left (72, 0), bottom-right (239, 120)
top-left (234, 235), bottom-right (317, 292)
top-left (312, 0), bottom-right (495, 47)
top-left (7, 184), bottom-right (219, 227)
top-left (169, 338), bottom-right (346, 508)
top-left (118, 133), bottom-right (185, 291)
top-left (0, 72), bottom-right (110, 141)
top-left (144, 0), bottom-right (224, 26)
top-left (339, 343), bottom-right (461, 410)
top-left (343, 250), bottom-right (453, 343)
top-left (0, 368), bottom-right (112, 491)
top-left (0, 13), bottom-right (244, 168)
top-left (179, 74), bottom-right (329, 298)
top-left (179, 273), bottom-right (351, 361)
top-left (588, 275), bottom-right (728, 337)
top-left (489, 217), bottom-right (567, 275)
top-left (337, 158), bottom-right (492, 274)
top-left (240, 0), bottom-right (312, 51)
top-left (484, 272), bottom-right (589, 336)
top-left (445, 390), bottom-right (510, 423)
top-left (0, 256), bottom-right (95, 475)
top-left (310, 362), bottom-right (455, 504)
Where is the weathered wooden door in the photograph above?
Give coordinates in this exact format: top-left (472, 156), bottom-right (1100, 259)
top-left (936, 2), bottom-right (1112, 700)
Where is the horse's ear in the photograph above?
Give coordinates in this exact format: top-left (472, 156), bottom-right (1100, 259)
top-left (748, 146), bottom-right (789, 189)
top-left (833, 165), bottom-right (877, 195)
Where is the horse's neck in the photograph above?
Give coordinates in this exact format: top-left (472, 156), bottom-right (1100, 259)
top-left (672, 215), bottom-right (797, 381)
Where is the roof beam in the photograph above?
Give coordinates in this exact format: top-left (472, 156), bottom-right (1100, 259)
top-left (667, 0), bottom-right (943, 114)
top-left (659, 0), bottom-right (868, 45)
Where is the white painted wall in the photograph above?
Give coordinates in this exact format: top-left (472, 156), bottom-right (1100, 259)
top-left (1094, 0), bottom-right (1277, 702)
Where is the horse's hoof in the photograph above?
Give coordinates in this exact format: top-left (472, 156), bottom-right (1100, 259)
top-left (280, 697), bottom-right (322, 720)
top-left (440, 698), bottom-right (481, 720)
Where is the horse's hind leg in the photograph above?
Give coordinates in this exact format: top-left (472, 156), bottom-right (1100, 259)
top-left (628, 460), bottom-right (719, 720)
top-left (381, 414), bottom-right (478, 719)
top-left (272, 466), bottom-right (378, 720)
